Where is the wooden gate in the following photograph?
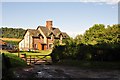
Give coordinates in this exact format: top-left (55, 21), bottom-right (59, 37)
top-left (20, 54), bottom-right (52, 65)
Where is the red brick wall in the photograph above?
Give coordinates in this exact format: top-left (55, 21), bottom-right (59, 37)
top-left (33, 38), bottom-right (41, 50)
top-left (33, 38), bottom-right (47, 50)
top-left (47, 38), bottom-right (54, 49)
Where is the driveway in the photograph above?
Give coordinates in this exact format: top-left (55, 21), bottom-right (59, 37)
top-left (13, 64), bottom-right (120, 79)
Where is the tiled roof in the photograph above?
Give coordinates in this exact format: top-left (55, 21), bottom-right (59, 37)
top-left (52, 28), bottom-right (61, 37)
top-left (27, 26), bottom-right (69, 38)
top-left (28, 29), bottom-right (40, 37)
top-left (0, 39), bottom-right (7, 45)
top-left (38, 26), bottom-right (62, 38)
top-left (62, 32), bottom-right (69, 38)
top-left (38, 26), bottom-right (51, 37)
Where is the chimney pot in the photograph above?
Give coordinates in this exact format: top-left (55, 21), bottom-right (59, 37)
top-left (46, 20), bottom-right (53, 30)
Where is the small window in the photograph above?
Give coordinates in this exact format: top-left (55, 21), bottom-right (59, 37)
top-left (34, 44), bottom-right (37, 49)
top-left (51, 35), bottom-right (54, 41)
top-left (60, 35), bottom-right (62, 40)
top-left (49, 44), bottom-right (53, 49)
top-left (21, 43), bottom-right (22, 47)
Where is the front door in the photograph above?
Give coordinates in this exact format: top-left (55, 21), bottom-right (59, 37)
top-left (42, 44), bottom-right (44, 50)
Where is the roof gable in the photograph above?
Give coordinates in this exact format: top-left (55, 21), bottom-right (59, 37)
top-left (26, 29), bottom-right (40, 37)
top-left (61, 32), bottom-right (69, 38)
top-left (36, 26), bottom-right (69, 38)
top-left (37, 26), bottom-right (62, 38)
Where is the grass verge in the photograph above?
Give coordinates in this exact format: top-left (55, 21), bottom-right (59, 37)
top-left (4, 53), bottom-right (27, 67)
top-left (12, 50), bottom-right (52, 60)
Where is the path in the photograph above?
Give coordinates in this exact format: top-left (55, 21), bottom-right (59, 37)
top-left (12, 65), bottom-right (120, 79)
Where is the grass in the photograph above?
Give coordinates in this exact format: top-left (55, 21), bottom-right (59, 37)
top-left (12, 50), bottom-right (51, 55)
top-left (3, 53), bottom-right (27, 68)
top-left (54, 59), bottom-right (120, 70)
top-left (0, 50), bottom-right (10, 54)
top-left (6, 50), bottom-right (52, 60)
top-left (2, 53), bottom-right (27, 79)
top-left (1, 50), bottom-right (52, 65)
top-left (0, 38), bottom-right (21, 42)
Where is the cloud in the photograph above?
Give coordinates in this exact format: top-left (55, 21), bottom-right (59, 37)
top-left (79, 0), bottom-right (120, 5)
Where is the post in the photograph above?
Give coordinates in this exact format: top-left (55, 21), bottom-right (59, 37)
top-left (24, 54), bottom-right (27, 62)
top-left (30, 56), bottom-right (31, 63)
top-left (18, 48), bottom-right (20, 57)
top-left (34, 56), bottom-right (35, 64)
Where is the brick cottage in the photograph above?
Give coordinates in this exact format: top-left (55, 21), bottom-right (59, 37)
top-left (19, 20), bottom-right (69, 51)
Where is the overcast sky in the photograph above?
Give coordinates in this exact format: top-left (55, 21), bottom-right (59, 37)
top-left (1, 0), bottom-right (119, 38)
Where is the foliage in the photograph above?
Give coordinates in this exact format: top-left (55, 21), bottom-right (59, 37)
top-left (82, 24), bottom-right (120, 45)
top-left (4, 40), bottom-right (19, 47)
top-left (0, 27), bottom-right (25, 39)
top-left (74, 34), bottom-right (83, 45)
top-left (51, 45), bottom-right (65, 62)
top-left (63, 37), bottom-right (78, 59)
top-left (51, 24), bottom-right (120, 62)
top-left (82, 24), bottom-right (106, 45)
top-left (53, 39), bottom-right (60, 46)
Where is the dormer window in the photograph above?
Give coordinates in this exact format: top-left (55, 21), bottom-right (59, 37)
top-left (60, 35), bottom-right (62, 40)
top-left (51, 35), bottom-right (54, 41)
top-left (40, 36), bottom-right (42, 39)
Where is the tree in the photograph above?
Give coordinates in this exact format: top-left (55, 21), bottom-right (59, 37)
top-left (82, 24), bottom-right (105, 45)
top-left (0, 27), bottom-right (25, 39)
top-left (74, 34), bottom-right (83, 45)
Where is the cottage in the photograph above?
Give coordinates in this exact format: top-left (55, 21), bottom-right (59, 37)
top-left (0, 39), bottom-right (14, 50)
top-left (0, 39), bottom-right (7, 50)
top-left (19, 20), bottom-right (69, 51)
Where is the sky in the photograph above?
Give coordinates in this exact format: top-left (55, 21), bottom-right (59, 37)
top-left (1, 0), bottom-right (119, 38)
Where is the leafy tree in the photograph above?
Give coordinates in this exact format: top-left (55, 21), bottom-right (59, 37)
top-left (104, 24), bottom-right (120, 44)
top-left (74, 34), bottom-right (83, 45)
top-left (0, 27), bottom-right (25, 39)
top-left (82, 24), bottom-right (106, 45)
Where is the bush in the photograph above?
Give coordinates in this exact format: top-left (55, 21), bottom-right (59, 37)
top-left (51, 45), bottom-right (65, 63)
top-left (51, 42), bottom-right (120, 62)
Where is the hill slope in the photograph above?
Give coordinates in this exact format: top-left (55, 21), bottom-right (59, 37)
top-left (0, 27), bottom-right (26, 39)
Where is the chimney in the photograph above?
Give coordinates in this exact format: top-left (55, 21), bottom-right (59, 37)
top-left (46, 20), bottom-right (53, 30)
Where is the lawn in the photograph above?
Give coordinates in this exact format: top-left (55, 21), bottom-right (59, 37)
top-left (9, 50), bottom-right (52, 60)
top-left (1, 50), bottom-right (52, 62)
top-left (1, 49), bottom-right (52, 72)
top-left (3, 53), bottom-right (27, 67)
top-left (2, 52), bottom-right (27, 69)
top-left (0, 38), bottom-right (21, 42)
top-left (12, 50), bottom-right (52, 56)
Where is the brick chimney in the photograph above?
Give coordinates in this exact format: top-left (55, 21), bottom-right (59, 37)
top-left (46, 20), bottom-right (52, 30)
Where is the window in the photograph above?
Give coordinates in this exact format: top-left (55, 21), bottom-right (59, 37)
top-left (51, 35), bottom-right (54, 41)
top-left (34, 44), bottom-right (37, 49)
top-left (60, 35), bottom-right (62, 40)
top-left (49, 44), bottom-right (53, 49)
top-left (21, 43), bottom-right (22, 47)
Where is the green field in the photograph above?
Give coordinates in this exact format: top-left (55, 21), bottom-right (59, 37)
top-left (1, 50), bottom-right (52, 60)
top-left (13, 50), bottom-right (51, 55)
top-left (1, 50), bottom-right (52, 68)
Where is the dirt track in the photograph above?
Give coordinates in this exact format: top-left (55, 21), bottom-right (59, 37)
top-left (13, 65), bottom-right (120, 79)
